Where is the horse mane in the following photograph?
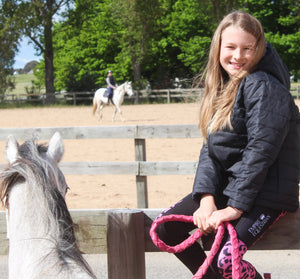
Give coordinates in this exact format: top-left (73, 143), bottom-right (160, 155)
top-left (0, 137), bottom-right (96, 278)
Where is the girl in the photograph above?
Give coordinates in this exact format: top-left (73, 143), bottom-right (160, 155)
top-left (155, 11), bottom-right (300, 279)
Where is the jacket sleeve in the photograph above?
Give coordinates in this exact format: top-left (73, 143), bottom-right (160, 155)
top-left (106, 77), bottom-right (113, 88)
top-left (192, 143), bottom-right (224, 202)
top-left (225, 76), bottom-right (293, 211)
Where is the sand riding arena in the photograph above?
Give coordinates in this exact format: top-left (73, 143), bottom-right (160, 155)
top-left (0, 101), bottom-right (299, 209)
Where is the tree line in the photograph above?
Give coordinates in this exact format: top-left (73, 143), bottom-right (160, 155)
top-left (0, 0), bottom-right (299, 104)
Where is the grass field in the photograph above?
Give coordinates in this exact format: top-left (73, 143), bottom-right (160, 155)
top-left (9, 73), bottom-right (41, 96)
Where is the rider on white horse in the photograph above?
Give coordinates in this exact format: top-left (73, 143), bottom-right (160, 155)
top-left (106, 70), bottom-right (118, 105)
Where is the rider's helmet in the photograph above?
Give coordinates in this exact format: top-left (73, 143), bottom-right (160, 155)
top-left (108, 70), bottom-right (113, 74)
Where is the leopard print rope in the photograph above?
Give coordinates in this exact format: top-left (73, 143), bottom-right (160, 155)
top-left (150, 214), bottom-right (241, 279)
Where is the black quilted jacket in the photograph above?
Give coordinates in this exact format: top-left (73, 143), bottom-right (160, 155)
top-left (193, 44), bottom-right (300, 212)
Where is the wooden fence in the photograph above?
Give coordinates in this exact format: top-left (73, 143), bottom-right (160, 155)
top-left (3, 85), bottom-right (299, 105)
top-left (2, 89), bottom-right (202, 105)
top-left (0, 125), bottom-right (299, 279)
top-left (0, 124), bottom-right (201, 208)
top-left (1, 208), bottom-right (299, 278)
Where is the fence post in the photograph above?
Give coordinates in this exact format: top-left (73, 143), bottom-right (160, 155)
top-left (167, 90), bottom-right (170, 103)
top-left (107, 209), bottom-right (146, 279)
top-left (73, 92), bottom-right (76, 106)
top-left (135, 138), bottom-right (148, 208)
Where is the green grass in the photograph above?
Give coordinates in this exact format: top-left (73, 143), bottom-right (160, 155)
top-left (9, 73), bottom-right (38, 96)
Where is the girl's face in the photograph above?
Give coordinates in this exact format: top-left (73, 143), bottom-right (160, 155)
top-left (220, 26), bottom-right (257, 77)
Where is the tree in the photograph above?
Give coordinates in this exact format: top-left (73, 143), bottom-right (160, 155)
top-left (111, 0), bottom-right (161, 92)
top-left (52, 0), bottom-right (122, 92)
top-left (52, 0), bottom-right (162, 94)
top-left (157, 0), bottom-right (214, 76)
top-left (0, 7), bottom-right (18, 98)
top-left (1, 0), bottom-right (72, 104)
top-left (245, 0), bottom-right (300, 78)
top-left (44, 0), bottom-right (300, 95)
top-left (148, 0), bottom-right (243, 87)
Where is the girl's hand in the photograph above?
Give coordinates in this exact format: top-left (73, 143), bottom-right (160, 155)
top-left (193, 194), bottom-right (217, 235)
top-left (208, 206), bottom-right (243, 230)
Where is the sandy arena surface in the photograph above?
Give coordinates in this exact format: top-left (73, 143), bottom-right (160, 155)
top-left (0, 100), bottom-right (299, 210)
top-left (1, 101), bottom-right (300, 279)
top-left (0, 103), bottom-right (204, 209)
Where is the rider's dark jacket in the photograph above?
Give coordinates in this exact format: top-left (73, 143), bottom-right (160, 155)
top-left (192, 43), bottom-right (300, 212)
top-left (106, 76), bottom-right (117, 88)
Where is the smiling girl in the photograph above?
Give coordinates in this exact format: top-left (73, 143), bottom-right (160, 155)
top-left (155, 11), bottom-right (300, 279)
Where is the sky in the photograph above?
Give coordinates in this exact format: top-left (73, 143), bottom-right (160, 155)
top-left (14, 37), bottom-right (42, 69)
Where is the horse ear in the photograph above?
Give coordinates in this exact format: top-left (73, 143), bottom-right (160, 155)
top-left (47, 132), bottom-right (64, 163)
top-left (5, 135), bottom-right (19, 164)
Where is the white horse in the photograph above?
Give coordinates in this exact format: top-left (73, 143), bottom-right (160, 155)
top-left (0, 132), bottom-right (97, 279)
top-left (92, 81), bottom-right (134, 122)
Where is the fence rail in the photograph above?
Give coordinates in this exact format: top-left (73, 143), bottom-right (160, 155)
top-left (0, 124), bottom-right (299, 279)
top-left (0, 124), bottom-right (201, 208)
top-left (3, 85), bottom-right (299, 105)
top-left (1, 208), bottom-right (299, 278)
top-left (0, 124), bottom-right (201, 140)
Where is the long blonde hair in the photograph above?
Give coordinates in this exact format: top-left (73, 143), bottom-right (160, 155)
top-left (198, 11), bottom-right (266, 139)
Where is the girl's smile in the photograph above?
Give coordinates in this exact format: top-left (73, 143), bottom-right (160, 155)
top-left (220, 26), bottom-right (257, 76)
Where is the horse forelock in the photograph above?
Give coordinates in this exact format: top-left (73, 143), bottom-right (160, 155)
top-left (13, 138), bottom-right (67, 197)
top-left (0, 138), bottom-right (63, 211)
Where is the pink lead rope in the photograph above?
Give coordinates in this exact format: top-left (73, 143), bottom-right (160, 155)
top-left (149, 214), bottom-right (241, 279)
